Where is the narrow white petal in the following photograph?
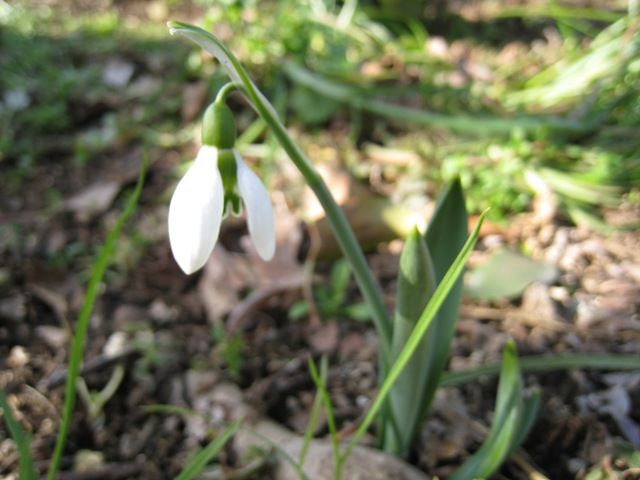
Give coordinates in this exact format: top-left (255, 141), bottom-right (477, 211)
top-left (168, 146), bottom-right (224, 274)
top-left (234, 151), bottom-right (276, 261)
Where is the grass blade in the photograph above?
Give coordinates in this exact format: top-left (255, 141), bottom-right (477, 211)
top-left (282, 61), bottom-right (592, 134)
top-left (441, 354), bottom-right (640, 386)
top-left (449, 341), bottom-right (523, 480)
top-left (300, 358), bottom-right (330, 468)
top-left (510, 389), bottom-right (541, 456)
top-left (536, 167), bottom-right (622, 206)
top-left (176, 420), bottom-right (241, 480)
top-left (496, 5), bottom-right (622, 22)
top-left (47, 157), bottom-right (147, 479)
top-left (308, 356), bottom-right (340, 470)
top-left (0, 391), bottom-right (37, 480)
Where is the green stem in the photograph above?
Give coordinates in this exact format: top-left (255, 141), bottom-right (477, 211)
top-left (215, 81), bottom-right (238, 104)
top-left (47, 159), bottom-right (147, 479)
top-left (167, 22), bottom-right (392, 361)
top-left (308, 357), bottom-right (341, 479)
top-left (247, 88), bottom-right (393, 360)
top-left (440, 354), bottom-right (640, 386)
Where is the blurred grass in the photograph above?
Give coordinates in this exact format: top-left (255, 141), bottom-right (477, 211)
top-left (1, 0), bottom-right (638, 225)
top-left (0, 4), bottom-right (193, 188)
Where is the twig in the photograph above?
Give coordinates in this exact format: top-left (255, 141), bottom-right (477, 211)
top-left (43, 349), bottom-right (138, 390)
top-left (56, 462), bottom-right (143, 480)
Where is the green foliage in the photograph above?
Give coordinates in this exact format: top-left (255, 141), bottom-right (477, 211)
top-left (0, 3), bottom-right (189, 192)
top-left (0, 391), bottom-right (37, 480)
top-left (338, 210), bottom-right (488, 472)
top-left (200, 0), bottom-right (386, 81)
top-left (7, 0), bottom-right (637, 230)
top-left (288, 259), bottom-right (370, 322)
top-left (420, 178), bottom-right (469, 406)
top-left (176, 420), bottom-right (241, 480)
top-left (47, 158), bottom-right (147, 479)
top-left (384, 228), bottom-right (436, 456)
top-left (383, 179), bottom-right (469, 457)
top-left (466, 248), bottom-right (558, 300)
top-left (211, 324), bottom-right (245, 379)
top-left (442, 142), bottom-right (532, 221)
top-left (450, 341), bottom-right (540, 480)
top-left (195, 0), bottom-right (638, 226)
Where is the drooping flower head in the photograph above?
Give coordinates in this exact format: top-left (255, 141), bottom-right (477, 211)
top-left (168, 93), bottom-right (275, 274)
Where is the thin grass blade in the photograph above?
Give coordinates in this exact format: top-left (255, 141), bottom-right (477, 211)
top-left (282, 61), bottom-right (592, 134)
top-left (308, 356), bottom-right (340, 466)
top-left (300, 358), bottom-right (330, 467)
top-left (510, 389), bottom-right (541, 456)
top-left (536, 167), bottom-right (622, 206)
top-left (176, 420), bottom-right (241, 480)
top-left (0, 391), bottom-right (37, 480)
top-left (449, 340), bottom-right (523, 480)
top-left (47, 157), bottom-right (147, 479)
top-left (440, 353), bottom-right (640, 386)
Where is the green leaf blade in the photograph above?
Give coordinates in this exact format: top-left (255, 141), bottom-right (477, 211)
top-left (47, 157), bottom-right (147, 480)
top-left (465, 248), bottom-right (558, 301)
top-left (176, 420), bottom-right (241, 480)
top-left (418, 178), bottom-right (469, 414)
top-left (450, 341), bottom-right (533, 480)
top-left (384, 227), bottom-right (437, 456)
top-left (0, 391), bottom-right (37, 480)
top-left (342, 209), bottom-right (487, 461)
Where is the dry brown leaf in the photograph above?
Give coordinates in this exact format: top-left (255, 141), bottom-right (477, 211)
top-left (199, 201), bottom-right (305, 327)
top-left (65, 180), bottom-right (122, 222)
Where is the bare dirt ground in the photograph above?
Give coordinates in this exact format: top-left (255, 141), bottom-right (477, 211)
top-left (1, 145), bottom-right (639, 478)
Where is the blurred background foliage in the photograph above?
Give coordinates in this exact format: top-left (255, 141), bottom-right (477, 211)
top-left (1, 0), bottom-right (638, 224)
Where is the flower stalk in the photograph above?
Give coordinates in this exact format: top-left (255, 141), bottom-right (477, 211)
top-left (167, 21), bottom-right (393, 360)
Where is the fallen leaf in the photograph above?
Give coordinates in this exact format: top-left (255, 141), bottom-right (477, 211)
top-left (465, 248), bottom-right (558, 300)
top-left (199, 200), bottom-right (306, 327)
top-left (64, 180), bottom-right (122, 222)
top-left (304, 164), bottom-right (418, 257)
top-left (305, 321), bottom-right (339, 354)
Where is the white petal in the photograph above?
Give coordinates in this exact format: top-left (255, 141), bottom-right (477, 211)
top-left (234, 151), bottom-right (276, 261)
top-left (168, 146), bottom-right (224, 274)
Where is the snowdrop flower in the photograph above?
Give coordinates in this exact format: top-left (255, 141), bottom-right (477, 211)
top-left (168, 98), bottom-right (275, 274)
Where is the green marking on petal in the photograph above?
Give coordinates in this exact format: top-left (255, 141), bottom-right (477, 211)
top-left (223, 192), bottom-right (242, 217)
top-left (217, 149), bottom-right (238, 195)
